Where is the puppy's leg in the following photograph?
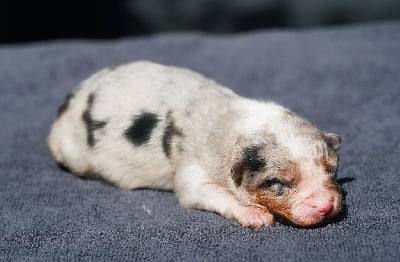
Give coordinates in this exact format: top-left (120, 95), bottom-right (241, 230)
top-left (174, 163), bottom-right (274, 228)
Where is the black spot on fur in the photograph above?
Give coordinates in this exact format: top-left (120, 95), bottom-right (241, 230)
top-left (82, 93), bottom-right (107, 147)
top-left (57, 92), bottom-right (74, 117)
top-left (244, 145), bottom-right (266, 174)
top-left (231, 161), bottom-right (246, 187)
top-left (231, 144), bottom-right (266, 187)
top-left (162, 111), bottom-right (183, 158)
top-left (125, 112), bottom-right (159, 146)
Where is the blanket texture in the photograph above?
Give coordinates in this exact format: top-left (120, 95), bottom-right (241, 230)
top-left (1, 22), bottom-right (399, 261)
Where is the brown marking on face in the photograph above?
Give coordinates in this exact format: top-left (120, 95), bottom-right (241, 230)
top-left (245, 161), bottom-right (300, 219)
top-left (252, 187), bottom-right (293, 223)
top-left (314, 152), bottom-right (338, 175)
top-left (253, 181), bottom-right (342, 227)
top-left (248, 154), bottom-right (343, 227)
top-left (277, 162), bottom-right (300, 185)
top-left (324, 178), bottom-right (341, 192)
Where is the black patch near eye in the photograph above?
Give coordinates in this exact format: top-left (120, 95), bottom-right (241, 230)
top-left (82, 93), bottom-right (107, 147)
top-left (244, 145), bottom-right (266, 174)
top-left (231, 145), bottom-right (266, 187)
top-left (231, 161), bottom-right (246, 187)
top-left (162, 111), bottom-right (183, 157)
top-left (125, 112), bottom-right (159, 146)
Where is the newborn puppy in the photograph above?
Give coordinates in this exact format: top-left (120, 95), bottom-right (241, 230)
top-left (48, 61), bottom-right (342, 228)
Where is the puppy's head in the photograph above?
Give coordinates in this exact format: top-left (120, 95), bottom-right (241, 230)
top-left (231, 112), bottom-right (342, 227)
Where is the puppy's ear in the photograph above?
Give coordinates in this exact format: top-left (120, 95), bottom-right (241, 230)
top-left (325, 133), bottom-right (341, 151)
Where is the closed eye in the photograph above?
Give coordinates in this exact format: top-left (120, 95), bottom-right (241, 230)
top-left (260, 178), bottom-right (291, 196)
top-left (261, 178), bottom-right (285, 188)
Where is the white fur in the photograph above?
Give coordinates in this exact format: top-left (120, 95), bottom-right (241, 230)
top-left (48, 61), bottom-right (341, 228)
top-left (232, 98), bottom-right (325, 161)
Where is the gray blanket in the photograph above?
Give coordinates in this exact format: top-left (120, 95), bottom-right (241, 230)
top-left (1, 22), bottom-right (399, 261)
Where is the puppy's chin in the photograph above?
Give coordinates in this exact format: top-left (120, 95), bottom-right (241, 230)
top-left (284, 214), bottom-right (331, 228)
top-left (276, 202), bottom-right (342, 228)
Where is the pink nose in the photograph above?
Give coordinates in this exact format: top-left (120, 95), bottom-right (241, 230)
top-left (316, 198), bottom-right (334, 215)
top-left (304, 190), bottom-right (335, 215)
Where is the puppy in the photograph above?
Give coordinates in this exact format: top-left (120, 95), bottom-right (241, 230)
top-left (48, 61), bottom-right (342, 228)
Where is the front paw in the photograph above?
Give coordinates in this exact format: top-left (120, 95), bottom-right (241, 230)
top-left (235, 206), bottom-right (274, 228)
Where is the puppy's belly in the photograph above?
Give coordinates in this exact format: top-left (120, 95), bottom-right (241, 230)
top-left (86, 132), bottom-right (177, 190)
